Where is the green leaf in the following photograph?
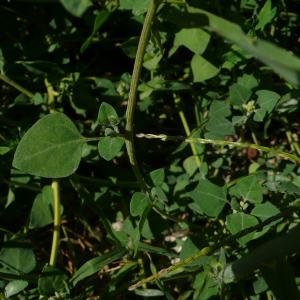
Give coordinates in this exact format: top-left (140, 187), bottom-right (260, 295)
top-left (255, 0), bottom-right (277, 31)
top-left (229, 83), bottom-right (252, 106)
top-left (205, 100), bottom-right (235, 139)
top-left (191, 54), bottom-right (219, 82)
top-left (253, 90), bottom-right (280, 121)
top-left (134, 289), bottom-right (164, 297)
top-left (193, 269), bottom-right (219, 299)
top-left (38, 265), bottom-right (68, 296)
top-left (13, 113), bottom-right (86, 178)
top-left (226, 212), bottom-right (258, 244)
top-left (143, 52), bottom-right (163, 71)
top-left (250, 201), bottom-right (280, 221)
top-left (164, 7), bottom-right (300, 86)
top-left (98, 136), bottom-right (125, 161)
top-left (0, 238), bottom-right (36, 275)
top-left (149, 168), bottom-right (165, 186)
top-left (4, 280), bottom-right (28, 298)
top-left (183, 156), bottom-right (198, 177)
top-left (205, 117), bottom-right (235, 139)
top-left (253, 276), bottom-right (268, 294)
top-left (179, 238), bottom-right (211, 269)
top-left (121, 36), bottom-right (139, 59)
top-left (189, 179), bottom-right (227, 217)
top-left (32, 93), bottom-right (45, 105)
top-left (197, 7), bottom-right (300, 86)
top-left (172, 28), bottom-right (210, 55)
top-left (0, 146), bottom-right (10, 155)
top-left (70, 248), bottom-right (127, 286)
top-left (29, 186), bottom-right (53, 229)
top-left (256, 90), bottom-right (280, 112)
top-left (209, 100), bottom-right (231, 119)
top-left (130, 192), bottom-right (151, 217)
top-left (119, 0), bottom-right (149, 15)
top-left (97, 102), bottom-right (120, 127)
top-left (230, 175), bottom-right (263, 203)
top-left (60, 0), bottom-right (91, 17)
top-left (237, 74), bottom-right (259, 90)
top-left (29, 186), bottom-right (63, 229)
top-left (80, 10), bottom-right (111, 53)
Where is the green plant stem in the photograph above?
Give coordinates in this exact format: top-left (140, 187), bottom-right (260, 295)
top-left (2, 179), bottom-right (41, 192)
top-left (86, 132), bottom-right (300, 164)
top-left (49, 180), bottom-right (61, 267)
top-left (175, 95), bottom-right (202, 168)
top-left (45, 79), bottom-right (62, 267)
top-left (129, 205), bottom-right (300, 290)
top-left (125, 0), bottom-right (161, 191)
top-left (135, 133), bottom-right (300, 163)
top-left (0, 73), bottom-right (34, 98)
top-left (178, 109), bottom-right (202, 168)
top-left (286, 131), bottom-right (300, 156)
top-left (45, 78), bottom-right (58, 112)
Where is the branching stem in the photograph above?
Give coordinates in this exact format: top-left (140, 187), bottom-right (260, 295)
top-left (176, 102), bottom-right (202, 168)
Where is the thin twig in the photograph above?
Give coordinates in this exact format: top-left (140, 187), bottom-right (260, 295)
top-left (135, 133), bottom-right (300, 163)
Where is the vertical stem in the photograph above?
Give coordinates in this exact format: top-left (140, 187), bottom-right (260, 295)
top-left (175, 96), bottom-right (202, 168)
top-left (49, 180), bottom-right (61, 266)
top-left (46, 79), bottom-right (61, 267)
top-left (125, 0), bottom-right (161, 191)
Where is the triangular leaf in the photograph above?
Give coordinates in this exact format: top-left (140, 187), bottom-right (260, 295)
top-left (230, 175), bottom-right (263, 203)
top-left (189, 179), bottom-right (227, 217)
top-left (13, 113), bottom-right (86, 178)
top-left (191, 54), bottom-right (219, 82)
top-left (60, 0), bottom-right (91, 17)
top-left (226, 212), bottom-right (258, 244)
top-left (97, 102), bottom-right (120, 127)
top-left (130, 192), bottom-right (151, 217)
top-left (98, 136), bottom-right (125, 161)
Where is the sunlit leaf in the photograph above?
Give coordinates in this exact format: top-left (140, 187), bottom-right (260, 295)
top-left (13, 113), bottom-right (86, 178)
top-left (189, 179), bottom-right (227, 217)
top-left (98, 136), bottom-right (125, 161)
top-left (191, 54), bottom-right (219, 82)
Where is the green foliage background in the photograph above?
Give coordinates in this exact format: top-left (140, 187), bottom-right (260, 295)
top-left (1, 0), bottom-right (300, 299)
